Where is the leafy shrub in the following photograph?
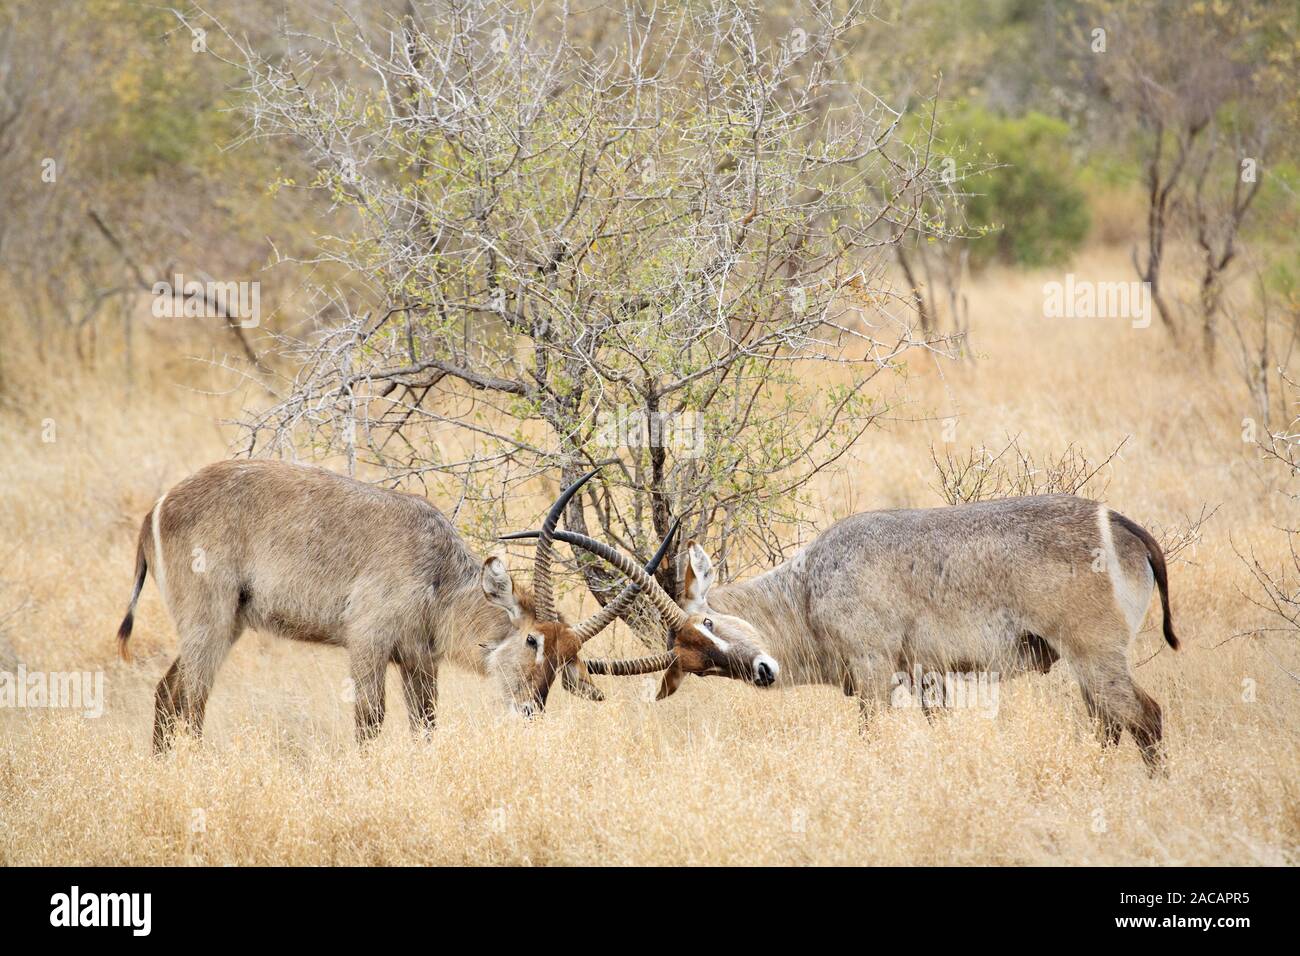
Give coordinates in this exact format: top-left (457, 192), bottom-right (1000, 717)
top-left (939, 106), bottom-right (1091, 268)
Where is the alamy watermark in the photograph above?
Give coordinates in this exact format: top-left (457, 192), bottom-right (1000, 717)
top-left (594, 405), bottom-right (705, 458)
top-left (0, 665), bottom-right (104, 718)
top-left (890, 666), bottom-right (1000, 717)
top-left (50, 886), bottom-right (151, 936)
top-left (151, 272), bottom-right (260, 328)
top-left (1043, 274), bottom-right (1151, 329)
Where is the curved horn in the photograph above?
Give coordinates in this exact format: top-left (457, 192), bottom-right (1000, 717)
top-left (532, 469), bottom-right (600, 622)
top-left (575, 517), bottom-right (680, 640)
top-left (504, 519), bottom-right (680, 643)
top-left (539, 529), bottom-right (689, 630)
top-left (584, 652), bottom-right (676, 676)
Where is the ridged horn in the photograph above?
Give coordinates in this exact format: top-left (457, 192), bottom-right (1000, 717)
top-left (536, 529), bottom-right (689, 630)
top-left (503, 519), bottom-right (681, 643)
top-left (583, 652), bottom-right (676, 676)
top-left (531, 469), bottom-right (600, 622)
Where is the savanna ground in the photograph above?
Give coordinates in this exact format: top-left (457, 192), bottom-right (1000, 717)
top-left (1, 246), bottom-right (1296, 866)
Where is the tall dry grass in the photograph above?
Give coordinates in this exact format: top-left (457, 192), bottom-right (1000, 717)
top-left (1, 247), bottom-right (1297, 865)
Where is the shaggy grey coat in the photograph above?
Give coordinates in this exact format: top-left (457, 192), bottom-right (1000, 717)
top-left (697, 495), bottom-right (1176, 766)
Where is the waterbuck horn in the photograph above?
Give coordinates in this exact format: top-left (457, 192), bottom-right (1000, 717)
top-left (529, 469), bottom-right (601, 622)
top-left (584, 652), bottom-right (676, 675)
top-left (529, 529), bottom-right (690, 630)
top-left (502, 518), bottom-right (681, 643)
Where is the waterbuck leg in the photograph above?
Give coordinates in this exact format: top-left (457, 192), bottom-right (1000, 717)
top-left (1071, 645), bottom-right (1166, 773)
top-left (1126, 683), bottom-right (1165, 773)
top-left (154, 620), bottom-right (242, 754)
top-left (152, 578), bottom-right (245, 751)
top-left (350, 642), bottom-right (390, 745)
top-left (889, 655), bottom-right (942, 723)
top-left (153, 658), bottom-right (185, 754)
top-left (1080, 686), bottom-right (1123, 747)
top-left (174, 616), bottom-right (243, 743)
top-left (844, 656), bottom-right (896, 734)
top-left (840, 670), bottom-right (871, 732)
top-left (397, 650), bottom-right (439, 738)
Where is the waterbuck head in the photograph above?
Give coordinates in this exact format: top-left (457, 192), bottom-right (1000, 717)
top-left (505, 527), bottom-right (779, 700)
top-left (658, 540), bottom-right (778, 696)
top-left (483, 471), bottom-right (679, 717)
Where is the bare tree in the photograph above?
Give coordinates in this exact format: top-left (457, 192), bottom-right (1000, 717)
top-left (196, 0), bottom-right (957, 611)
top-left (1225, 264), bottom-right (1300, 436)
top-left (1190, 126), bottom-right (1266, 357)
top-left (0, 0), bottom-right (306, 383)
top-left (1232, 358), bottom-right (1300, 660)
top-left (1073, 0), bottom-right (1296, 354)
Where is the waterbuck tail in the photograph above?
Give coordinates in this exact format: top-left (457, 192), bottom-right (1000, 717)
top-left (1110, 511), bottom-right (1179, 651)
top-left (116, 510), bottom-right (152, 662)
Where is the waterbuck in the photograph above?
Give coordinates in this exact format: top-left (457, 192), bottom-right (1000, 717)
top-left (114, 461), bottom-right (677, 750)
top-left (563, 495), bottom-right (1180, 769)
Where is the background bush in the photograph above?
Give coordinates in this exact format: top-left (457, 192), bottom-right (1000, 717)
top-left (942, 106), bottom-right (1091, 268)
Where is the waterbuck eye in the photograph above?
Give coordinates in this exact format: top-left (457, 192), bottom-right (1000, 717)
top-left (703, 618), bottom-right (714, 630)
top-left (525, 634), bottom-right (539, 650)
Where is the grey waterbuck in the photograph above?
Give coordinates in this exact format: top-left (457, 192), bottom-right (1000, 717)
top-left (115, 461), bottom-right (676, 750)
top-left (562, 495), bottom-right (1180, 769)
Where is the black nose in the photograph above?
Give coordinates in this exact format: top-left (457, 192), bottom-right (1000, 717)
top-left (755, 660), bottom-right (775, 686)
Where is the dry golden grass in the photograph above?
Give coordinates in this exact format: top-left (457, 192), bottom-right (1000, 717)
top-left (1, 247), bottom-right (1297, 865)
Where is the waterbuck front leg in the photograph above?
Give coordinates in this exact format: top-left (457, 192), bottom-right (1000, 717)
top-left (842, 654), bottom-right (899, 735)
top-left (349, 639), bottom-right (391, 745)
top-left (395, 646), bottom-right (439, 738)
top-left (344, 592), bottom-right (404, 745)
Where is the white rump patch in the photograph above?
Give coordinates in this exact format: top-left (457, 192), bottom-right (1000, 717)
top-left (1095, 503), bottom-right (1115, 573)
top-left (1097, 505), bottom-right (1152, 635)
top-left (151, 492), bottom-right (170, 617)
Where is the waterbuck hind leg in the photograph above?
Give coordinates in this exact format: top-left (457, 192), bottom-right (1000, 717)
top-left (153, 658), bottom-right (185, 754)
top-left (1080, 686), bottom-right (1123, 747)
top-left (151, 573), bottom-right (246, 753)
top-left (174, 615), bottom-right (243, 744)
top-left (154, 645), bottom-right (232, 755)
top-left (1128, 685), bottom-right (1166, 774)
top-left (1071, 647), bottom-right (1167, 773)
top-left (1090, 679), bottom-right (1166, 774)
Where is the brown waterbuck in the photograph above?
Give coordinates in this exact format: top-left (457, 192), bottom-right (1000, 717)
top-left (115, 461), bottom-right (677, 750)
top-left (549, 496), bottom-right (1180, 770)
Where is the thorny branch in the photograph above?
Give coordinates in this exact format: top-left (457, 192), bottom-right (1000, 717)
top-left (192, 0), bottom-right (960, 617)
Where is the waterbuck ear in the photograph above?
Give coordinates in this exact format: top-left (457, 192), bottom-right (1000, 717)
top-left (561, 662), bottom-right (605, 701)
top-left (656, 659), bottom-right (686, 700)
top-left (682, 540), bottom-right (714, 611)
top-left (481, 557), bottom-right (524, 624)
